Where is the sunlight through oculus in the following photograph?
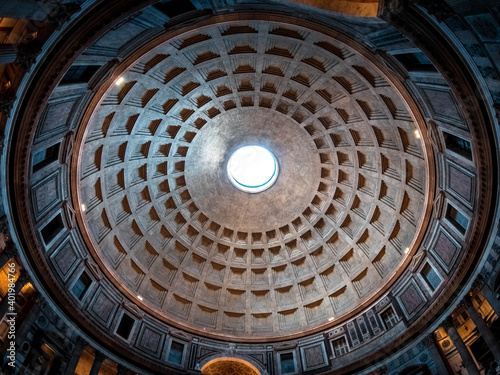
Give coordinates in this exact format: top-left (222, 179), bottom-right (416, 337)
top-left (227, 146), bottom-right (279, 193)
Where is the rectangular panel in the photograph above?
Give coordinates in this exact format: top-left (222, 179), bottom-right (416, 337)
top-left (50, 236), bottom-right (82, 281)
top-left (35, 94), bottom-right (82, 142)
top-left (396, 279), bottom-right (427, 319)
top-left (300, 341), bottom-right (328, 371)
top-left (31, 170), bottom-right (62, 220)
top-left (417, 83), bottom-right (467, 129)
top-left (87, 286), bottom-right (120, 327)
top-left (445, 159), bottom-right (475, 209)
top-left (429, 226), bottom-right (461, 272)
top-left (135, 322), bottom-right (166, 358)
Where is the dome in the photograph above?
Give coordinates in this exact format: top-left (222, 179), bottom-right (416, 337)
top-left (76, 16), bottom-right (431, 340)
top-left (1, 1), bottom-right (500, 374)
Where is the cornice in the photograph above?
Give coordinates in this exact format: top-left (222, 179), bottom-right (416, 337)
top-left (6, 1), bottom-right (181, 374)
top-left (334, 4), bottom-right (498, 373)
top-left (3, 2), bottom-right (498, 374)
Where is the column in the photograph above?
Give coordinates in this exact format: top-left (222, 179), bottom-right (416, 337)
top-left (117, 363), bottom-right (129, 375)
top-left (464, 295), bottom-right (500, 363)
top-left (442, 317), bottom-right (480, 375)
top-left (188, 340), bottom-right (199, 370)
top-left (15, 38), bottom-right (42, 69)
top-left (421, 332), bottom-right (450, 375)
top-left (266, 349), bottom-right (274, 375)
top-left (475, 277), bottom-right (500, 317)
top-left (47, 3), bottom-right (81, 30)
top-left (15, 293), bottom-right (42, 345)
top-left (0, 269), bottom-right (28, 320)
top-left (64, 337), bottom-right (86, 375)
top-left (0, 86), bottom-right (17, 118)
top-left (0, 241), bottom-right (16, 270)
top-left (0, 45), bottom-right (17, 65)
top-left (89, 350), bottom-right (105, 375)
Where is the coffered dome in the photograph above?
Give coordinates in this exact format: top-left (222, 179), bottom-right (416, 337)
top-left (76, 16), bottom-right (432, 340)
top-left (5, 1), bottom-right (499, 374)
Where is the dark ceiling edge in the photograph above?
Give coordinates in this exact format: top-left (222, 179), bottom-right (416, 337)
top-left (5, 1), bottom-right (182, 374)
top-left (337, 3), bottom-right (500, 374)
top-left (4, 1), bottom-right (499, 374)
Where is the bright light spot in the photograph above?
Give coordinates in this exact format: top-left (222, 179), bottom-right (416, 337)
top-left (414, 130), bottom-right (421, 139)
top-left (81, 204), bottom-right (86, 212)
top-left (116, 77), bottom-right (124, 86)
top-left (405, 247), bottom-right (410, 254)
top-left (137, 295), bottom-right (144, 301)
top-left (227, 146), bottom-right (278, 193)
top-left (328, 317), bottom-right (335, 322)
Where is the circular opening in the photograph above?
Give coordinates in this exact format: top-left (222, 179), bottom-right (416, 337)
top-left (227, 146), bottom-right (279, 193)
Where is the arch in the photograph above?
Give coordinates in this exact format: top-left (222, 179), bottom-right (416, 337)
top-left (288, 0), bottom-right (381, 17)
top-left (201, 357), bottom-right (262, 375)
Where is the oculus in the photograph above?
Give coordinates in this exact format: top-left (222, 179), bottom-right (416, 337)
top-left (227, 146), bottom-right (279, 193)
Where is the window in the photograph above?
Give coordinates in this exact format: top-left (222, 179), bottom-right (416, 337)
top-left (33, 143), bottom-right (60, 172)
top-left (279, 352), bottom-right (296, 374)
top-left (393, 52), bottom-right (437, 72)
top-left (61, 65), bottom-right (100, 84)
top-left (71, 271), bottom-right (91, 300)
top-left (443, 132), bottom-right (472, 160)
top-left (460, 310), bottom-right (469, 323)
top-left (116, 313), bottom-right (135, 340)
top-left (421, 263), bottom-right (441, 292)
top-left (40, 213), bottom-right (64, 245)
top-left (331, 337), bottom-right (349, 357)
top-left (446, 204), bottom-right (468, 235)
top-left (381, 307), bottom-right (398, 330)
top-left (153, 0), bottom-right (196, 18)
top-left (168, 341), bottom-right (184, 365)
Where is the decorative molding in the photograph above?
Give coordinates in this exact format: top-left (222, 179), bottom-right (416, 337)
top-left (433, 190), bottom-right (446, 219)
top-left (84, 257), bottom-right (103, 280)
top-left (48, 3), bottom-right (81, 30)
top-left (122, 301), bottom-right (144, 319)
top-left (0, 86), bottom-right (17, 118)
top-left (410, 250), bottom-right (427, 273)
top-left (63, 201), bottom-right (76, 230)
top-left (15, 39), bottom-right (42, 70)
top-left (274, 341), bottom-right (297, 350)
top-left (427, 120), bottom-right (444, 154)
top-left (61, 131), bottom-right (75, 166)
top-left (169, 329), bottom-right (191, 341)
